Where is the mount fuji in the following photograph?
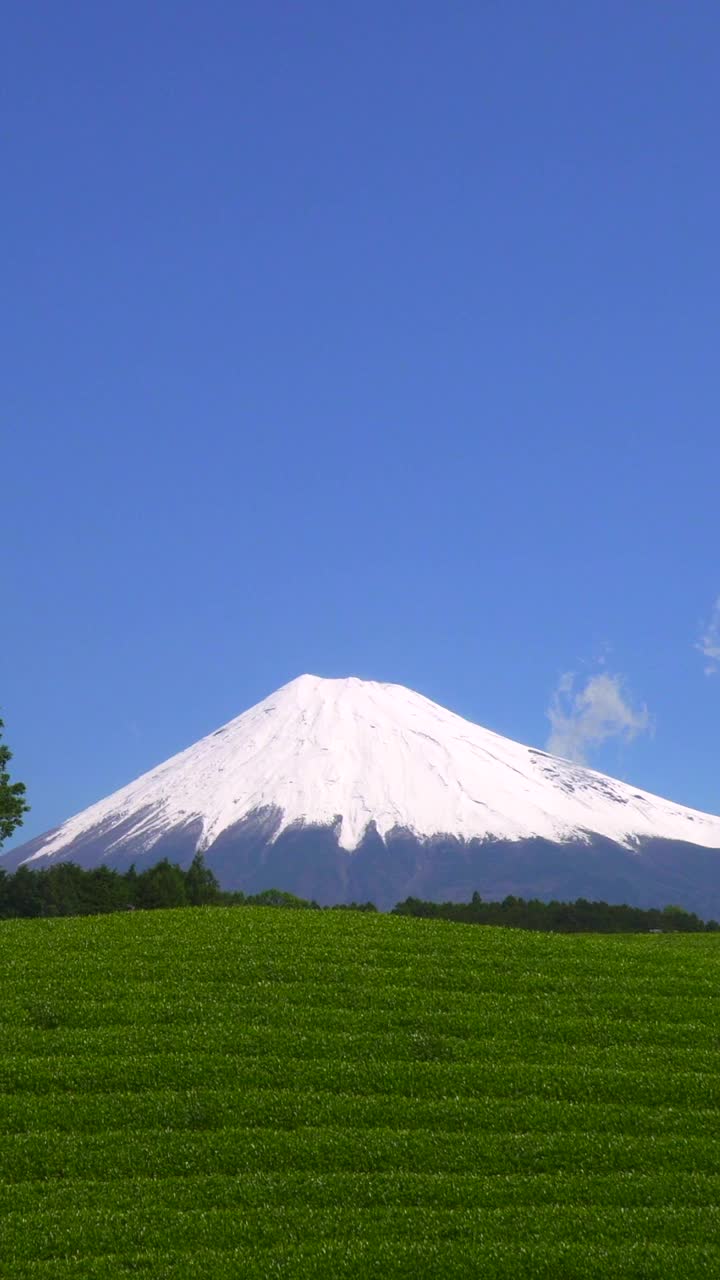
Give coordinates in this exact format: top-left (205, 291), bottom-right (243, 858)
top-left (6, 675), bottom-right (720, 913)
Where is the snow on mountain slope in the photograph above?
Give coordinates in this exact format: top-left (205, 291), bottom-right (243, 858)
top-left (15, 674), bottom-right (720, 867)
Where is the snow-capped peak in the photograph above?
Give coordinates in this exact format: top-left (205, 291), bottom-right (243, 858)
top-left (17, 673), bottom-right (720, 865)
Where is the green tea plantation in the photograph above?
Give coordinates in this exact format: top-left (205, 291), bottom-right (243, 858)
top-left (1, 907), bottom-right (719, 1277)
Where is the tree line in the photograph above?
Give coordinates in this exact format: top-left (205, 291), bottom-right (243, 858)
top-left (0, 854), bottom-right (718, 930)
top-left (0, 854), bottom-right (377, 918)
top-left (391, 891), bottom-right (719, 932)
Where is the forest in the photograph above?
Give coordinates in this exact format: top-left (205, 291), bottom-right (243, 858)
top-left (0, 854), bottom-right (716, 932)
top-left (390, 890), bottom-right (718, 933)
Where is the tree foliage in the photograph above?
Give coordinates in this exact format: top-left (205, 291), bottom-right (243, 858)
top-left (0, 848), bottom-right (716, 930)
top-left (134, 858), bottom-right (188, 910)
top-left (0, 853), bottom-right (318, 919)
top-left (391, 892), bottom-right (717, 933)
top-left (185, 850), bottom-right (221, 905)
top-left (0, 718), bottom-right (28, 849)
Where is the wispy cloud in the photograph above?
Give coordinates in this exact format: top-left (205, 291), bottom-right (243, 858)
top-left (697, 597), bottom-right (720, 676)
top-left (546, 671), bottom-right (652, 765)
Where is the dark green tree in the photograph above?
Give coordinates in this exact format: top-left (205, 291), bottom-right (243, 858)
top-left (80, 865), bottom-right (130, 914)
top-left (0, 718), bottom-right (28, 848)
top-left (4, 865), bottom-right (43, 917)
top-left (185, 851), bottom-right (220, 906)
top-left (38, 862), bottom-right (84, 917)
top-left (134, 858), bottom-right (188, 910)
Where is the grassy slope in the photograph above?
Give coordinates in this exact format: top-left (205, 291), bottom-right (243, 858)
top-left (1, 908), bottom-right (719, 1278)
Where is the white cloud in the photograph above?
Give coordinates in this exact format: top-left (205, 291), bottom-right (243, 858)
top-left (697, 597), bottom-right (720, 675)
top-left (546, 671), bottom-right (652, 765)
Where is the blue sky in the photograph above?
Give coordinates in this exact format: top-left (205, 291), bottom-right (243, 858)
top-left (4, 0), bottom-right (720, 849)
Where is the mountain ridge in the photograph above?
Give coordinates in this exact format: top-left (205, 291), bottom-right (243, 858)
top-left (5, 674), bottom-right (720, 912)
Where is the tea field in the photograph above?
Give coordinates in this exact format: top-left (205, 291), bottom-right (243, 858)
top-left (1, 907), bottom-right (719, 1277)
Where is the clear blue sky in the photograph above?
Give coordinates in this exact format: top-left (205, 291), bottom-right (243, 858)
top-left (5, 0), bottom-right (720, 849)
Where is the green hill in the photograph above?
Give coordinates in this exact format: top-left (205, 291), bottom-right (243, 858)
top-left (1, 907), bottom-right (719, 1278)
